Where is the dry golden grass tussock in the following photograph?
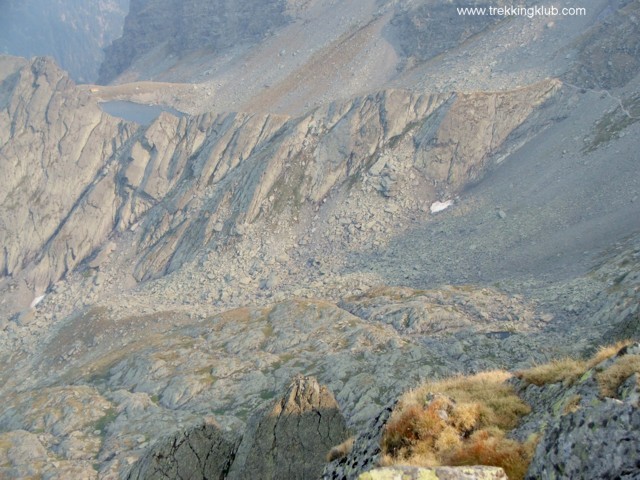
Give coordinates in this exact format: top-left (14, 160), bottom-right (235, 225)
top-left (382, 370), bottom-right (534, 480)
top-left (562, 394), bottom-right (582, 415)
top-left (326, 436), bottom-right (355, 462)
top-left (408, 370), bottom-right (530, 430)
top-left (517, 340), bottom-right (636, 388)
top-left (516, 358), bottom-right (586, 387)
top-left (587, 340), bottom-right (635, 369)
top-left (444, 429), bottom-right (538, 480)
top-left (596, 354), bottom-right (640, 397)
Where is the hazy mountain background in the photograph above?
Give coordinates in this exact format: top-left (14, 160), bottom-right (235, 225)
top-left (0, 0), bottom-right (129, 82)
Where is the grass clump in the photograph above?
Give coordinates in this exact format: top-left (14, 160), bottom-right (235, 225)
top-left (596, 354), bottom-right (640, 397)
top-left (516, 340), bottom-right (637, 389)
top-left (586, 340), bottom-right (635, 369)
top-left (445, 429), bottom-right (538, 480)
top-left (381, 371), bottom-right (534, 480)
top-left (562, 394), bottom-right (582, 415)
top-left (326, 436), bottom-right (355, 462)
top-left (380, 342), bottom-right (640, 479)
top-left (401, 371), bottom-right (531, 430)
top-left (515, 358), bottom-right (586, 387)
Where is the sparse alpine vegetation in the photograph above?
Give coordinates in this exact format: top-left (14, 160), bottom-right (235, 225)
top-left (379, 371), bottom-right (535, 480)
top-left (373, 341), bottom-right (640, 480)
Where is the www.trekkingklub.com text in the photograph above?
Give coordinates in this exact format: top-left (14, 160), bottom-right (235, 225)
top-left (457, 5), bottom-right (587, 18)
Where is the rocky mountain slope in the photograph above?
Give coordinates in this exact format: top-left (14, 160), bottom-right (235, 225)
top-left (98, 0), bottom-right (289, 84)
top-left (0, 54), bottom-right (560, 318)
top-left (1, 0), bottom-right (639, 478)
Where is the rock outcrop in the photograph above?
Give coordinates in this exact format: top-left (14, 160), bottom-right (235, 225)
top-left (527, 399), bottom-right (640, 479)
top-left (340, 285), bottom-right (545, 337)
top-left (0, 56), bottom-right (135, 306)
top-left (125, 375), bottom-right (348, 480)
top-left (228, 375), bottom-right (350, 479)
top-left (125, 422), bottom-right (239, 480)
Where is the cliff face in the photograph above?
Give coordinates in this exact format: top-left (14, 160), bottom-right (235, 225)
top-left (0, 55), bottom-right (558, 313)
top-left (0, 57), bottom-right (135, 298)
top-left (98, 0), bottom-right (289, 83)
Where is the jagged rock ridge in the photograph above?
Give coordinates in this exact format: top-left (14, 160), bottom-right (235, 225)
top-left (0, 55), bottom-right (558, 314)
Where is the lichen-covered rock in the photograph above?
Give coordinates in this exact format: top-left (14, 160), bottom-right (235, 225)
top-left (358, 466), bottom-right (507, 480)
top-left (526, 399), bottom-right (640, 479)
top-left (227, 375), bottom-right (349, 480)
top-left (516, 343), bottom-right (640, 479)
top-left (125, 421), bottom-right (239, 480)
top-left (323, 401), bottom-right (395, 480)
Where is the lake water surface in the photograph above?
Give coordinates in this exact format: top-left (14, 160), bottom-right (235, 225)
top-left (99, 101), bottom-right (186, 126)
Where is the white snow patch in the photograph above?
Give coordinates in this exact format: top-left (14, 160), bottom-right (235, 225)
top-left (430, 200), bottom-right (454, 214)
top-left (30, 295), bottom-right (46, 308)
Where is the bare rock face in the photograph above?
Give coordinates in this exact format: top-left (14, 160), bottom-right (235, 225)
top-left (0, 56), bottom-right (134, 301)
top-left (131, 80), bottom-right (559, 282)
top-left (227, 375), bottom-right (350, 480)
top-left (125, 422), bottom-right (239, 480)
top-left (0, 54), bottom-right (558, 320)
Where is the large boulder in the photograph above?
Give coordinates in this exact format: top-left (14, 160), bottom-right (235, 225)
top-left (227, 375), bottom-right (349, 480)
top-left (125, 421), bottom-right (239, 480)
